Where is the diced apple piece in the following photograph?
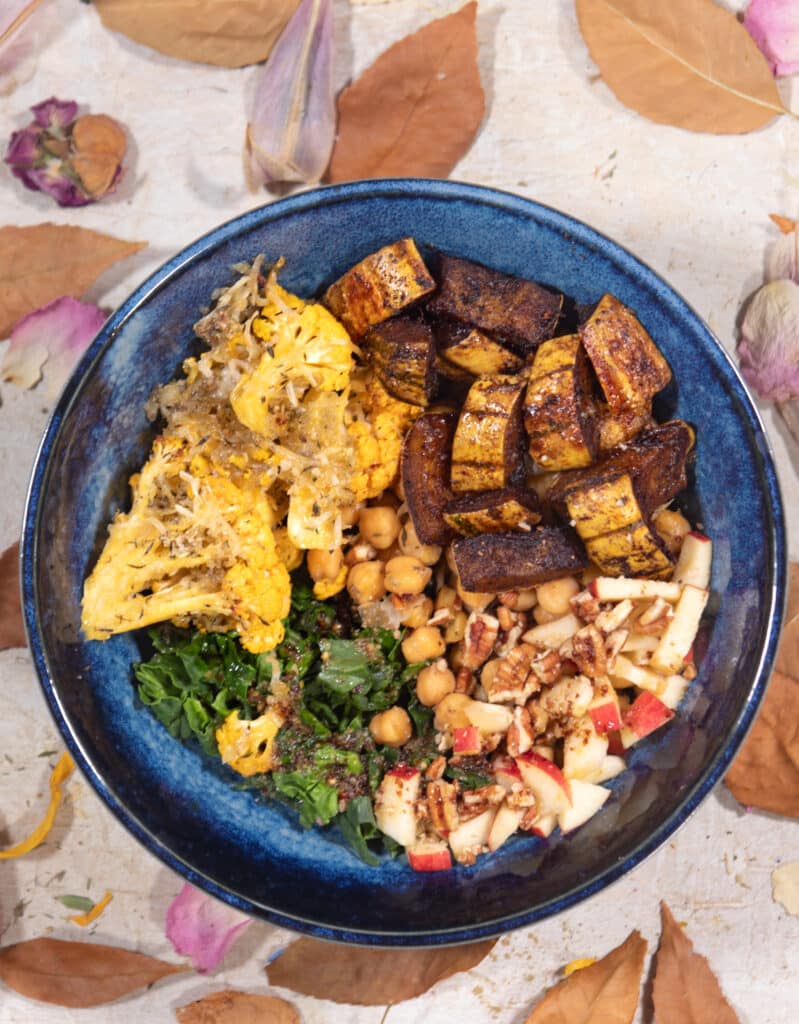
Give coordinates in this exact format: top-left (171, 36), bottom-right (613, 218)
top-left (530, 812), bottom-right (557, 838)
top-left (522, 612), bottom-right (581, 648)
top-left (465, 700), bottom-right (514, 735)
top-left (649, 585), bottom-right (709, 674)
top-left (563, 717), bottom-right (609, 781)
top-left (589, 577), bottom-right (681, 602)
top-left (620, 691), bottom-right (674, 748)
top-left (407, 839), bottom-right (453, 872)
top-left (607, 730), bottom-right (625, 756)
top-left (492, 755), bottom-right (522, 789)
top-left (558, 779), bottom-right (610, 833)
top-left (453, 725), bottom-right (481, 755)
top-left (448, 808), bottom-right (497, 863)
top-left (587, 678), bottom-right (623, 733)
top-left (586, 754), bottom-right (626, 784)
top-left (532, 744), bottom-right (555, 761)
top-left (611, 653), bottom-right (667, 694)
top-left (487, 803), bottom-right (524, 851)
top-left (374, 766), bottom-right (421, 848)
top-left (673, 532), bottom-right (712, 589)
top-left (516, 752), bottom-right (572, 815)
top-left (621, 633), bottom-right (659, 653)
top-left (658, 674), bottom-right (690, 710)
top-left (594, 598), bottom-right (635, 633)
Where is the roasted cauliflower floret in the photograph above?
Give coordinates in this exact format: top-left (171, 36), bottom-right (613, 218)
top-left (347, 372), bottom-right (421, 502)
top-left (215, 708), bottom-right (284, 776)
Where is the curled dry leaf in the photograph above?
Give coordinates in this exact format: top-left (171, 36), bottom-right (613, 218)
top-left (0, 223), bottom-right (144, 339)
top-left (93, 0), bottom-right (300, 68)
top-left (726, 563), bottom-right (799, 819)
top-left (266, 936), bottom-right (496, 1004)
top-left (522, 930), bottom-right (647, 1023)
top-left (771, 861), bottom-right (799, 917)
top-left (0, 937), bottom-right (186, 1007)
top-left (175, 989), bottom-right (300, 1024)
top-left (0, 541), bottom-right (25, 649)
top-left (575, 0), bottom-right (787, 134)
top-left (653, 902), bottom-right (740, 1023)
top-left (166, 884), bottom-right (251, 973)
top-left (327, 1), bottom-right (484, 183)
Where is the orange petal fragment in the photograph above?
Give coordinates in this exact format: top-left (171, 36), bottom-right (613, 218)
top-left (563, 957), bottom-right (597, 976)
top-left (769, 213), bottom-right (797, 234)
top-left (0, 752), bottom-right (75, 859)
top-left (69, 891), bottom-right (113, 927)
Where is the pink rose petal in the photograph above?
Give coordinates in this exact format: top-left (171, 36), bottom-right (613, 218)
top-left (0, 296), bottom-right (105, 400)
top-left (165, 883), bottom-right (252, 973)
top-left (744, 0), bottom-right (799, 77)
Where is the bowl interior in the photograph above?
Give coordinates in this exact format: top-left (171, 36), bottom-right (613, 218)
top-left (23, 180), bottom-right (785, 944)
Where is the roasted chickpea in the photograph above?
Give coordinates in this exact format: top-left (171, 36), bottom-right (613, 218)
top-left (433, 692), bottom-right (473, 731)
top-left (346, 560), bottom-right (385, 604)
top-left (369, 706), bottom-right (412, 747)
top-left (479, 658), bottom-right (502, 691)
top-left (416, 660), bottom-right (456, 706)
top-left (400, 596), bottom-right (434, 628)
top-left (306, 547), bottom-right (344, 583)
top-left (398, 520), bottom-right (442, 566)
top-left (359, 506), bottom-right (401, 549)
top-left (532, 603), bottom-right (557, 625)
top-left (536, 576), bottom-right (580, 616)
top-left (654, 508), bottom-right (691, 555)
top-left (444, 609), bottom-right (468, 644)
top-left (385, 555), bottom-right (432, 595)
top-left (402, 625), bottom-right (445, 663)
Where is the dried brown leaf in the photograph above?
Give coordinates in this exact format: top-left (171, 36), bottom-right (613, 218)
top-left (0, 542), bottom-right (25, 650)
top-left (175, 989), bottom-right (300, 1024)
top-left (652, 902), bottom-right (740, 1023)
top-left (775, 561), bottom-right (799, 678)
top-left (0, 938), bottom-right (186, 1007)
top-left (93, 0), bottom-right (300, 68)
top-left (523, 930), bottom-right (646, 1023)
top-left (327, 1), bottom-right (484, 183)
top-left (265, 936), bottom-right (495, 1004)
top-left (575, 0), bottom-right (787, 134)
top-left (0, 224), bottom-right (145, 339)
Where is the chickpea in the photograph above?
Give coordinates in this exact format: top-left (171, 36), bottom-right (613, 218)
top-left (444, 609), bottom-right (468, 644)
top-left (306, 547), bottom-right (344, 583)
top-left (416, 660), bottom-right (457, 706)
top-left (433, 692), bottom-right (473, 731)
top-left (359, 506), bottom-right (401, 549)
top-left (536, 576), bottom-right (580, 616)
top-left (402, 625), bottom-right (445, 664)
top-left (398, 520), bottom-right (442, 566)
top-left (376, 540), bottom-right (401, 564)
top-left (448, 641), bottom-right (466, 672)
top-left (532, 604), bottom-right (557, 625)
top-left (654, 508), bottom-right (691, 555)
top-left (346, 560), bottom-right (386, 605)
top-left (369, 706), bottom-right (412, 747)
top-left (385, 555), bottom-right (432, 596)
top-left (435, 585), bottom-right (459, 611)
top-left (479, 658), bottom-right (502, 691)
top-left (400, 596), bottom-right (434, 629)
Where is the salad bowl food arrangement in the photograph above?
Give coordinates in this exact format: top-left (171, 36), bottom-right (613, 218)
top-left (23, 180), bottom-right (785, 944)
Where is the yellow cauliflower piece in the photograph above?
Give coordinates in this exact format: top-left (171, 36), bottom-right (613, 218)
top-left (216, 708), bottom-right (284, 777)
top-left (348, 375), bottom-right (422, 502)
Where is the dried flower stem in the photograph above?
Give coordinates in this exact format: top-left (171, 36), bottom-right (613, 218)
top-left (0, 0), bottom-right (46, 47)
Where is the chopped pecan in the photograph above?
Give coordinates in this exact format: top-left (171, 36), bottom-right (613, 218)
top-left (484, 643), bottom-right (538, 704)
top-left (462, 612), bottom-right (500, 670)
top-left (594, 598), bottom-right (634, 634)
top-left (455, 666), bottom-right (475, 694)
top-left (461, 784), bottom-right (506, 815)
top-left (495, 622), bottom-right (526, 658)
top-left (426, 607), bottom-right (451, 628)
top-left (529, 647), bottom-right (562, 685)
top-left (520, 806), bottom-right (542, 831)
top-left (572, 624), bottom-right (608, 678)
top-left (425, 755), bottom-right (447, 781)
top-left (571, 588), bottom-right (601, 620)
top-left (426, 780), bottom-right (459, 837)
top-left (506, 706), bottom-right (534, 757)
top-left (604, 628), bottom-right (628, 667)
top-left (506, 787), bottom-right (537, 810)
top-left (525, 700), bottom-right (549, 736)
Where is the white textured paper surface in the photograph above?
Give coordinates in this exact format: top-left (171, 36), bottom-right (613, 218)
top-left (1, 2), bottom-right (798, 1022)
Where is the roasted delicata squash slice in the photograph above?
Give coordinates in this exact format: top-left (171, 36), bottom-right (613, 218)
top-left (426, 254), bottom-right (563, 355)
top-left (450, 375), bottom-right (526, 493)
top-left (437, 323), bottom-right (524, 376)
top-left (364, 317), bottom-right (437, 406)
top-left (579, 294), bottom-right (672, 413)
top-left (596, 402), bottom-right (655, 453)
top-left (453, 525), bottom-right (587, 592)
top-left (401, 409), bottom-right (458, 546)
top-left (323, 238), bottom-right (435, 339)
top-left (524, 334), bottom-right (599, 470)
top-left (444, 486), bottom-right (542, 536)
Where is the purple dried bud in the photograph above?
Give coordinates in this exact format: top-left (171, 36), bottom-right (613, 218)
top-left (30, 96), bottom-right (78, 130)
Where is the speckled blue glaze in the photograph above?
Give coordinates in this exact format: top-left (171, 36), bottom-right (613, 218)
top-left (22, 180), bottom-right (786, 946)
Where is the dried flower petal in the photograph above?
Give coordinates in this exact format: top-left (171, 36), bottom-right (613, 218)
top-left (69, 890), bottom-right (113, 927)
top-left (771, 861), bottom-right (799, 916)
top-left (0, 752), bottom-right (74, 860)
top-left (744, 0), bottom-right (799, 76)
top-left (1, 296), bottom-right (105, 400)
top-left (765, 226), bottom-right (799, 283)
top-left (165, 884), bottom-right (251, 973)
top-left (0, 0), bottom-right (45, 92)
top-left (4, 96), bottom-right (127, 205)
top-left (245, 0), bottom-right (334, 187)
top-left (738, 280), bottom-right (799, 401)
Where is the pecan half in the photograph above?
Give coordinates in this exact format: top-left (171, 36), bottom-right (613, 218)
top-left (572, 624), bottom-right (608, 677)
top-left (462, 612), bottom-right (500, 670)
top-left (426, 780), bottom-right (459, 837)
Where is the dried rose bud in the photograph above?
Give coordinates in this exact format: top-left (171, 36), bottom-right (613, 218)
top-left (4, 96), bottom-right (127, 206)
top-left (743, 0), bottom-right (799, 77)
top-left (766, 220), bottom-right (798, 284)
top-left (738, 280), bottom-right (799, 401)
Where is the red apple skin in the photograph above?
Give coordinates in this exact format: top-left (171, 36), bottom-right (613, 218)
top-left (607, 730), bottom-right (625, 756)
top-left (623, 691), bottom-right (674, 738)
top-left (515, 751), bottom-right (572, 806)
top-left (588, 578), bottom-right (600, 598)
top-left (492, 755), bottom-right (522, 789)
top-left (589, 702), bottom-right (623, 734)
top-left (408, 845), bottom-right (453, 872)
top-left (387, 764), bottom-right (420, 781)
top-left (453, 725), bottom-right (481, 755)
top-left (687, 531), bottom-right (710, 542)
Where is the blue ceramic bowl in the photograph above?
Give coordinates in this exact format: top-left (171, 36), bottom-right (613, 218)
top-left (23, 180), bottom-right (786, 945)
